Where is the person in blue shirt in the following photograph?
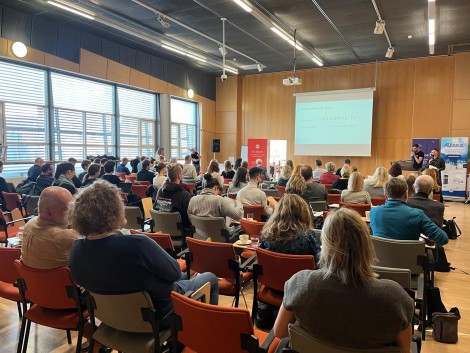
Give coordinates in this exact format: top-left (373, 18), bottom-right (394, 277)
top-left (116, 157), bottom-right (131, 175)
top-left (370, 177), bottom-right (448, 246)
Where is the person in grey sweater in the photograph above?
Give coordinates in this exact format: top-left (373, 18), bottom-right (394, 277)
top-left (341, 172), bottom-right (371, 204)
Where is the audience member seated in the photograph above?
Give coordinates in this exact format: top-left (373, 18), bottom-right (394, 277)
top-left (407, 175), bottom-right (444, 227)
top-left (318, 162), bottom-right (340, 185)
top-left (256, 158), bottom-right (270, 180)
top-left (53, 162), bottom-right (77, 195)
top-left (237, 167), bottom-right (274, 217)
top-left (341, 172), bottom-right (371, 204)
top-left (311, 159), bottom-right (326, 182)
top-left (81, 163), bottom-right (101, 187)
top-left (274, 208), bottom-right (414, 352)
top-left (152, 163), bottom-right (167, 189)
top-left (277, 164), bottom-right (292, 187)
top-left (137, 156), bottom-right (146, 173)
top-left (203, 160), bottom-right (224, 188)
top-left (300, 165), bottom-right (327, 202)
top-left (116, 157), bottom-right (131, 175)
top-left (364, 167), bottom-right (388, 197)
top-left (241, 161), bottom-right (249, 169)
top-left (233, 157), bottom-right (242, 171)
top-left (98, 158), bottom-right (108, 177)
top-left (370, 178), bottom-right (448, 246)
top-left (221, 160), bottom-right (235, 179)
top-left (130, 157), bottom-right (139, 173)
top-left (68, 180), bottom-right (219, 320)
top-left (188, 174), bottom-right (244, 230)
top-left (21, 187), bottom-right (79, 269)
top-left (36, 163), bottom-right (54, 191)
top-left (422, 168), bottom-right (441, 196)
top-left (27, 157), bottom-right (44, 182)
top-left (285, 159), bottom-right (294, 170)
top-left (227, 167), bottom-right (248, 195)
top-left (67, 157), bottom-right (82, 188)
top-left (137, 160), bottom-right (155, 184)
top-left (182, 155), bottom-right (198, 183)
top-left (101, 161), bottom-right (121, 187)
top-left (78, 159), bottom-right (91, 183)
top-left (335, 158), bottom-right (351, 176)
top-left (0, 161), bottom-right (13, 209)
top-left (285, 173), bottom-right (306, 196)
top-left (389, 162), bottom-right (405, 180)
top-left (155, 163), bottom-right (192, 228)
top-left (405, 174), bottom-right (416, 197)
top-left (331, 165), bottom-right (351, 191)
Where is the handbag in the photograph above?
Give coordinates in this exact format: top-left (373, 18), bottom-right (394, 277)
top-left (432, 307), bottom-right (461, 343)
top-left (443, 217), bottom-right (461, 240)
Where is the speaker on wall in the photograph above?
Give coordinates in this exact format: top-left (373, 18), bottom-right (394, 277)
top-left (211, 139), bottom-right (221, 153)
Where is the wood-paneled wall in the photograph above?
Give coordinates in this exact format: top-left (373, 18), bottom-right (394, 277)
top-left (215, 55), bottom-right (469, 176)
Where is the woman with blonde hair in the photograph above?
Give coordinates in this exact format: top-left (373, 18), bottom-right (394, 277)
top-left (274, 208), bottom-right (414, 352)
top-left (331, 165), bottom-right (351, 191)
top-left (364, 167), bottom-right (389, 197)
top-left (277, 164), bottom-right (292, 187)
top-left (341, 172), bottom-right (371, 204)
top-left (291, 164), bottom-right (302, 176)
top-left (422, 168), bottom-right (440, 192)
top-left (285, 173), bottom-right (306, 195)
top-left (221, 160), bottom-right (235, 179)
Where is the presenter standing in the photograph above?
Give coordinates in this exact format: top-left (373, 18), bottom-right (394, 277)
top-left (429, 148), bottom-right (445, 171)
top-left (411, 144), bottom-right (424, 170)
top-left (191, 147), bottom-right (201, 175)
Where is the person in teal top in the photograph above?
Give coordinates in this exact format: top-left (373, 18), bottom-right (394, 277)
top-left (370, 177), bottom-right (448, 246)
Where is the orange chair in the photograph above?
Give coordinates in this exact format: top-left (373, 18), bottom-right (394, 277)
top-left (327, 193), bottom-right (341, 205)
top-left (240, 218), bottom-right (265, 259)
top-left (224, 178), bottom-right (233, 185)
top-left (242, 204), bottom-right (265, 222)
top-left (0, 209), bottom-right (24, 246)
top-left (2, 192), bottom-right (24, 215)
top-left (182, 182), bottom-right (196, 195)
top-left (0, 248), bottom-right (22, 317)
top-left (185, 237), bottom-right (252, 307)
top-left (131, 184), bottom-right (148, 199)
top-left (134, 180), bottom-right (150, 186)
top-left (115, 172), bottom-right (126, 181)
top-left (252, 248), bottom-right (314, 324)
top-left (432, 193), bottom-right (441, 202)
top-left (129, 230), bottom-right (186, 272)
top-left (171, 291), bottom-right (280, 353)
top-left (371, 197), bottom-right (386, 206)
top-left (14, 260), bottom-right (89, 353)
top-left (275, 185), bottom-right (286, 197)
top-left (339, 201), bottom-right (371, 217)
top-left (227, 193), bottom-right (237, 200)
top-left (125, 175), bottom-right (137, 183)
top-left (323, 183), bottom-right (333, 191)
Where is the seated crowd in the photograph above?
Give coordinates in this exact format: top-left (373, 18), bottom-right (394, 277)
top-left (1, 151), bottom-right (450, 353)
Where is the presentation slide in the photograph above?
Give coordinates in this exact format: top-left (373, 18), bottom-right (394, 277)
top-left (294, 88), bottom-right (374, 156)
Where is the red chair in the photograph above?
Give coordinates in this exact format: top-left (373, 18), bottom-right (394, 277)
top-left (327, 193), bottom-right (341, 205)
top-left (0, 248), bottom-right (22, 317)
top-left (252, 248), bottom-right (314, 324)
top-left (125, 175), bottom-right (137, 183)
top-left (227, 193), bottom-right (237, 200)
top-left (242, 204), bottom-right (265, 222)
top-left (323, 183), bottom-right (333, 190)
top-left (432, 193), bottom-right (441, 202)
top-left (129, 230), bottom-right (186, 272)
top-left (275, 185), bottom-right (286, 197)
top-left (131, 184), bottom-right (148, 199)
top-left (115, 172), bottom-right (126, 181)
top-left (224, 178), bottom-right (233, 185)
top-left (240, 218), bottom-right (265, 238)
top-left (182, 182), bottom-right (196, 195)
top-left (2, 192), bottom-right (24, 216)
top-left (185, 237), bottom-right (252, 308)
top-left (339, 201), bottom-right (371, 217)
top-left (0, 209), bottom-right (24, 246)
top-left (171, 291), bottom-right (280, 353)
top-left (14, 260), bottom-right (89, 353)
top-left (134, 180), bottom-right (150, 186)
top-left (371, 197), bottom-right (386, 206)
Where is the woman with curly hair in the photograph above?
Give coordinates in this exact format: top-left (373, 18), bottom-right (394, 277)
top-left (285, 173), bottom-right (306, 195)
top-left (204, 159), bottom-right (224, 188)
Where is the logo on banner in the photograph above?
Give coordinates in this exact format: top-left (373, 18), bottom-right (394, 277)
top-left (256, 144), bottom-right (260, 149)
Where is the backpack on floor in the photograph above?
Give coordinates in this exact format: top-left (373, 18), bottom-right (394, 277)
top-left (443, 217), bottom-right (461, 240)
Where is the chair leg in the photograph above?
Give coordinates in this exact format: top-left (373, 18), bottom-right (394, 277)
top-left (17, 318), bottom-right (27, 353)
top-left (66, 329), bottom-right (72, 344)
top-left (75, 326), bottom-right (84, 353)
top-left (234, 291), bottom-right (239, 308)
top-left (21, 320), bottom-right (31, 353)
top-left (16, 302), bottom-right (22, 319)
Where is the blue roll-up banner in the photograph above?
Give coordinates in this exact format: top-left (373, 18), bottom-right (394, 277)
top-left (440, 137), bottom-right (468, 201)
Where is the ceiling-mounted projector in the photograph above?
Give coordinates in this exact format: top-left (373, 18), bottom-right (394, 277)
top-left (283, 76), bottom-right (302, 86)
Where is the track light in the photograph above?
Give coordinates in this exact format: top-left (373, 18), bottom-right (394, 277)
top-left (218, 44), bottom-right (227, 56)
top-left (385, 47), bottom-right (395, 59)
top-left (232, 0), bottom-right (252, 13)
top-left (156, 14), bottom-right (170, 28)
top-left (374, 20), bottom-right (385, 35)
top-left (47, 1), bottom-right (95, 20)
top-left (256, 63), bottom-right (262, 72)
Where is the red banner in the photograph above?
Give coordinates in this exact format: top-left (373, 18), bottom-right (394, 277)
top-left (248, 139), bottom-right (269, 168)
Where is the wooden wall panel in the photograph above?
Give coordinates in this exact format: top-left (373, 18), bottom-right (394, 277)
top-left (376, 138), bottom-right (411, 169)
top-left (265, 73), bottom-right (293, 140)
top-left (243, 75), bottom-right (267, 142)
top-left (201, 131), bottom-right (215, 169)
top-left (129, 68), bottom-right (150, 90)
top-left (107, 60), bottom-right (130, 84)
top-left (451, 129), bottom-right (470, 138)
top-left (216, 77), bottom-right (238, 111)
top-left (149, 76), bottom-right (168, 93)
top-left (0, 38), bottom-right (7, 56)
top-left (167, 83), bottom-right (185, 98)
top-left (452, 100), bottom-right (470, 130)
top-left (216, 111), bottom-right (237, 133)
top-left (7, 41), bottom-right (44, 65)
top-left (317, 67), bottom-right (349, 91)
top-left (413, 57), bottom-right (453, 137)
top-left (215, 133), bottom-right (237, 160)
top-left (295, 70), bottom-right (319, 93)
top-left (201, 97), bottom-right (216, 133)
top-left (80, 49), bottom-right (107, 79)
top-left (454, 52), bottom-right (470, 100)
top-left (348, 64), bottom-right (376, 89)
top-left (45, 53), bottom-right (79, 72)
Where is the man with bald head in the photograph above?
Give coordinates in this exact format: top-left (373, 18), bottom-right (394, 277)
top-left (407, 174), bottom-right (445, 227)
top-left (21, 186), bottom-right (79, 269)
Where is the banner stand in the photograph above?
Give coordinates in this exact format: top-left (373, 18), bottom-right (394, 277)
top-left (440, 137), bottom-right (468, 202)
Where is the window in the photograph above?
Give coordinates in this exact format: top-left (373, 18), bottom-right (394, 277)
top-left (117, 87), bottom-right (156, 159)
top-left (51, 73), bottom-right (115, 160)
top-left (170, 98), bottom-right (198, 159)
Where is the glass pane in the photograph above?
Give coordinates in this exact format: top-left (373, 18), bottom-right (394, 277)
top-left (0, 62), bottom-right (47, 105)
top-left (171, 98), bottom-right (197, 125)
top-left (118, 87), bottom-right (156, 120)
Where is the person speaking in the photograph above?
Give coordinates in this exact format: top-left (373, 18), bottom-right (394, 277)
top-left (411, 144), bottom-right (424, 170)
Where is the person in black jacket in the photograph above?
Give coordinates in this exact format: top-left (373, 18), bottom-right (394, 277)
top-left (101, 161), bottom-right (121, 187)
top-left (155, 163), bottom-right (192, 228)
top-left (36, 163), bottom-right (54, 191)
top-left (27, 157), bottom-right (44, 181)
top-left (136, 160), bottom-right (155, 184)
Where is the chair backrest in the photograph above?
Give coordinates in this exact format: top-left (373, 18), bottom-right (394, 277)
top-left (242, 204), bottom-right (265, 222)
top-left (171, 291), bottom-right (256, 353)
top-left (0, 247), bottom-right (21, 283)
top-left (224, 178), bottom-right (233, 185)
top-left (14, 260), bottom-right (77, 309)
top-left (309, 201), bottom-right (327, 212)
top-left (189, 214), bottom-right (228, 243)
top-left (227, 193), bottom-right (237, 200)
top-left (288, 323), bottom-right (401, 353)
top-left (255, 248), bottom-right (314, 292)
top-left (372, 266), bottom-right (411, 289)
top-left (371, 237), bottom-right (425, 276)
top-left (125, 175), bottom-right (137, 183)
top-left (25, 195), bottom-right (40, 216)
top-left (129, 229), bottom-right (174, 251)
top-left (339, 202), bottom-right (371, 217)
top-left (186, 237), bottom-right (236, 278)
top-left (149, 209), bottom-right (183, 238)
top-left (131, 184), bottom-right (148, 198)
top-left (125, 206), bottom-right (143, 230)
top-left (2, 192), bottom-right (21, 212)
top-left (184, 183), bottom-right (196, 194)
top-left (134, 180), bottom-right (150, 186)
top-left (370, 197), bottom-right (386, 206)
top-left (327, 193), bottom-right (341, 205)
top-left (141, 197), bottom-right (153, 219)
top-left (432, 193), bottom-right (440, 202)
top-left (115, 172), bottom-right (126, 181)
top-left (90, 291), bottom-right (155, 333)
top-left (240, 218), bottom-right (265, 237)
top-left (323, 183), bottom-right (333, 190)
top-left (275, 185), bottom-right (286, 196)
top-left (119, 182), bottom-right (133, 194)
